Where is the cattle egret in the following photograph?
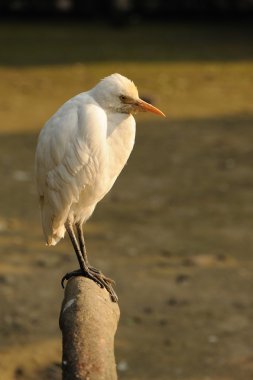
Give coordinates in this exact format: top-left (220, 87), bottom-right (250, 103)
top-left (35, 73), bottom-right (165, 302)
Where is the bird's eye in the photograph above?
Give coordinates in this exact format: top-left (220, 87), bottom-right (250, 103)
top-left (119, 95), bottom-right (127, 101)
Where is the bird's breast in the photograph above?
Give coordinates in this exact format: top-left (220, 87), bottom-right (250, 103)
top-left (79, 113), bottom-right (136, 207)
top-left (106, 113), bottom-right (136, 180)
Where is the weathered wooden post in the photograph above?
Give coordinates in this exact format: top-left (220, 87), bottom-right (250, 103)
top-left (59, 277), bottom-right (120, 380)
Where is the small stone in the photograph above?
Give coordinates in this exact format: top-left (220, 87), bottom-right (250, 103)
top-left (175, 274), bottom-right (190, 284)
top-left (117, 360), bottom-right (128, 372)
top-left (167, 297), bottom-right (188, 307)
top-left (35, 259), bottom-right (48, 267)
top-left (12, 170), bottom-right (31, 182)
top-left (216, 253), bottom-right (226, 261)
top-left (181, 258), bottom-right (195, 266)
top-left (159, 319), bottom-right (168, 326)
top-left (132, 315), bottom-right (142, 324)
top-left (163, 339), bottom-right (171, 346)
top-left (143, 306), bottom-right (153, 314)
top-left (0, 274), bottom-right (15, 285)
top-left (127, 247), bottom-right (138, 256)
top-left (15, 366), bottom-right (24, 378)
top-left (208, 335), bottom-right (218, 344)
top-left (167, 297), bottom-right (179, 306)
top-left (160, 249), bottom-right (172, 257)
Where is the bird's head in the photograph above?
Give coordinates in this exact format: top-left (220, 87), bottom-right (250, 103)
top-left (92, 73), bottom-right (165, 117)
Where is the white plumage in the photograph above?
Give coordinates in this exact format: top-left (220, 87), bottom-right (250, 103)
top-left (35, 73), bottom-right (164, 301)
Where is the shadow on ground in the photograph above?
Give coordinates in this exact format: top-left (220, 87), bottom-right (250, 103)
top-left (0, 21), bottom-right (253, 66)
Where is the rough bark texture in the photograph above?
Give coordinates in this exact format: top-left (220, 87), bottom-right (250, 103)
top-left (59, 277), bottom-right (120, 380)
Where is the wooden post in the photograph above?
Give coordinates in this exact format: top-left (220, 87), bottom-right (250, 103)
top-left (59, 277), bottom-right (120, 380)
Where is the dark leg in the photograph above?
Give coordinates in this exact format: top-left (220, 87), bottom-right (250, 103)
top-left (76, 223), bottom-right (114, 282)
top-left (62, 221), bottom-right (118, 302)
top-left (76, 222), bottom-right (89, 264)
top-left (75, 222), bottom-right (118, 302)
top-left (61, 221), bottom-right (105, 289)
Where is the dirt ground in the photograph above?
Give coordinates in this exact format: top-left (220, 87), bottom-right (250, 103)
top-left (0, 21), bottom-right (253, 380)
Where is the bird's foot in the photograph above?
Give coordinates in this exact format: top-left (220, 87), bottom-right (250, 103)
top-left (88, 266), bottom-right (115, 285)
top-left (61, 268), bottom-right (118, 303)
top-left (88, 266), bottom-right (118, 302)
top-left (61, 268), bottom-right (105, 289)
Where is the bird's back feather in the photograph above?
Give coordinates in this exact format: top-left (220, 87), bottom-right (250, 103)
top-left (35, 92), bottom-right (107, 245)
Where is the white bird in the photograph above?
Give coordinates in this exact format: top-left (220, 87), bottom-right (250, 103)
top-left (35, 73), bottom-right (165, 301)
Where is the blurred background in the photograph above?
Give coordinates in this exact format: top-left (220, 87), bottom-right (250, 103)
top-left (0, 1), bottom-right (253, 380)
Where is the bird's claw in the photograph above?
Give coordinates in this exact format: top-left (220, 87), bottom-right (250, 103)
top-left (61, 268), bottom-right (118, 302)
top-left (88, 266), bottom-right (116, 285)
top-left (61, 270), bottom-right (81, 289)
top-left (61, 268), bottom-right (104, 289)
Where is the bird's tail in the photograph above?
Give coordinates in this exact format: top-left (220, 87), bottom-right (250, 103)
top-left (40, 196), bottom-right (66, 246)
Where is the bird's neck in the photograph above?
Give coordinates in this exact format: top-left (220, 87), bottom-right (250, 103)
top-left (106, 111), bottom-right (132, 138)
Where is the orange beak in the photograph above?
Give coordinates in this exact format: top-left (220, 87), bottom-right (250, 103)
top-left (136, 98), bottom-right (166, 117)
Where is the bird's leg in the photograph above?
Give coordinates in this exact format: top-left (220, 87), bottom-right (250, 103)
top-left (61, 221), bottom-right (106, 290)
top-left (76, 222), bottom-right (89, 265)
top-left (62, 221), bottom-right (118, 302)
top-left (75, 222), bottom-right (118, 302)
top-left (76, 222), bottom-right (113, 281)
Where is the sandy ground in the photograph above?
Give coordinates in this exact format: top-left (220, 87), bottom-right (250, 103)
top-left (0, 21), bottom-right (253, 380)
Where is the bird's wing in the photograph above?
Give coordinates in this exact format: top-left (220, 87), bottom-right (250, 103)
top-left (35, 94), bottom-right (107, 242)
